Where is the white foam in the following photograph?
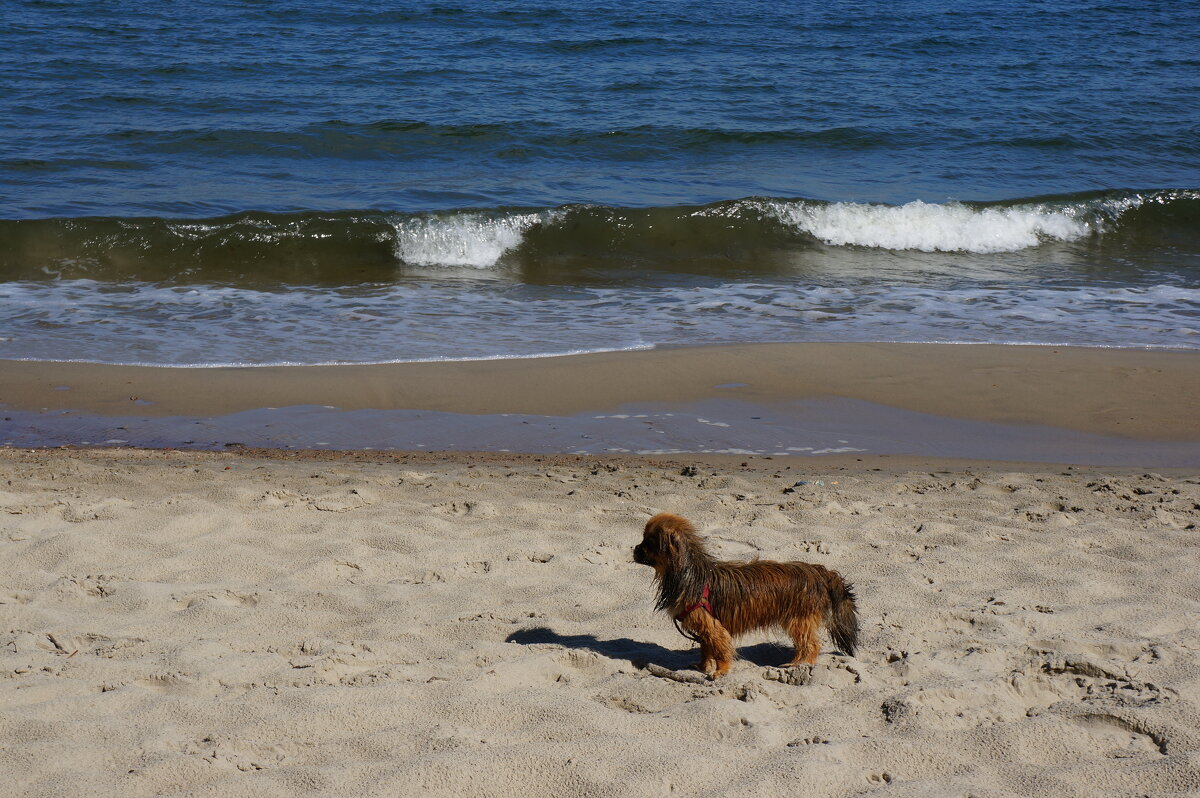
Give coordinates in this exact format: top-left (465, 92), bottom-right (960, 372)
top-left (391, 211), bottom-right (548, 268)
top-left (769, 200), bottom-right (1091, 253)
top-left (3, 274), bottom-right (1197, 368)
top-left (0, 342), bottom-right (657, 369)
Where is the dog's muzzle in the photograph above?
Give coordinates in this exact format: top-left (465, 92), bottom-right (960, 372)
top-left (632, 543), bottom-right (650, 565)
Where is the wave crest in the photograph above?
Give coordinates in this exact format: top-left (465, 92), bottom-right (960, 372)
top-left (766, 199), bottom-right (1091, 253)
top-left (391, 211), bottom-right (548, 268)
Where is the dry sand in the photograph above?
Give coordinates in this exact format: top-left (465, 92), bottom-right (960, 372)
top-left (2, 448), bottom-right (1198, 797)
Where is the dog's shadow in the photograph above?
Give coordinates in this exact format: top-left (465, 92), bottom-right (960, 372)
top-left (505, 627), bottom-right (793, 671)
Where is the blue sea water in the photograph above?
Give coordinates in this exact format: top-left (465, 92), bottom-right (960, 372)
top-left (1, 0), bottom-right (1198, 364)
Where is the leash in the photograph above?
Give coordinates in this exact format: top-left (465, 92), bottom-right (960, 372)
top-left (672, 584), bottom-right (712, 643)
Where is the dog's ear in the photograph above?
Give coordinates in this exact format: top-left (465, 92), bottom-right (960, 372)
top-left (644, 513), bottom-right (696, 566)
top-left (656, 528), bottom-right (676, 557)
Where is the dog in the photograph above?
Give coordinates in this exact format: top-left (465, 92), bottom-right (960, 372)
top-left (633, 512), bottom-right (858, 678)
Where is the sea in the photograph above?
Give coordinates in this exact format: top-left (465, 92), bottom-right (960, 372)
top-left (2, 0), bottom-right (1198, 367)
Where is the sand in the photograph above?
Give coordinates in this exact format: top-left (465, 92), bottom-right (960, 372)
top-left (6, 343), bottom-right (1200, 439)
top-left (2, 447), bottom-right (1198, 797)
top-left (6, 342), bottom-right (1200, 467)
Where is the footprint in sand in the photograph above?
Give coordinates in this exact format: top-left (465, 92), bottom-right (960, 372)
top-left (52, 574), bottom-right (123, 599)
top-left (557, 649), bottom-right (611, 676)
top-left (164, 734), bottom-right (306, 772)
top-left (172, 589), bottom-right (260, 611)
top-left (1070, 713), bottom-right (1168, 756)
top-left (506, 552), bottom-right (554, 563)
top-left (882, 654), bottom-right (1173, 731)
top-left (254, 489), bottom-right (304, 509)
top-left (1017, 655), bottom-right (1171, 707)
top-left (434, 500), bottom-right (497, 517)
top-left (0, 490), bottom-right (62, 515)
top-left (796, 539), bottom-right (832, 555)
top-left (309, 488), bottom-right (377, 512)
top-left (390, 570), bottom-right (446, 585)
top-left (704, 536), bottom-right (761, 559)
top-left (135, 672), bottom-right (194, 695)
top-left (60, 498), bottom-right (132, 523)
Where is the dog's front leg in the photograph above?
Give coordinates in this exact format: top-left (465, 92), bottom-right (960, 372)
top-left (696, 637), bottom-right (718, 677)
top-left (686, 612), bottom-right (735, 678)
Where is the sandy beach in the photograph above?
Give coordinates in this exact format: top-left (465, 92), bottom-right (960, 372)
top-left (2, 444), bottom-right (1198, 797)
top-left (4, 343), bottom-right (1200, 796)
top-left (7, 0), bottom-right (1199, 795)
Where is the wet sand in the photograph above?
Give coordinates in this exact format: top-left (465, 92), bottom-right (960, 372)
top-left (4, 342), bottom-right (1199, 437)
top-left (3, 343), bottom-right (1200, 465)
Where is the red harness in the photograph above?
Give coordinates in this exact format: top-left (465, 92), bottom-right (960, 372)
top-left (674, 584), bottom-right (713, 621)
top-left (673, 584), bottom-right (713, 644)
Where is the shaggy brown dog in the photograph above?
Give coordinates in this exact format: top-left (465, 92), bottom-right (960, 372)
top-left (633, 513), bottom-right (858, 678)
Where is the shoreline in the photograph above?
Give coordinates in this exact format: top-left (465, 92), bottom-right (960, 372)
top-left (9, 338), bottom-right (1198, 368)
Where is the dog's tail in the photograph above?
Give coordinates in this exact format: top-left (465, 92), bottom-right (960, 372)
top-left (824, 570), bottom-right (859, 656)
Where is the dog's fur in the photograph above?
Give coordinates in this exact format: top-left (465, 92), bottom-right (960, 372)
top-left (633, 513), bottom-right (858, 677)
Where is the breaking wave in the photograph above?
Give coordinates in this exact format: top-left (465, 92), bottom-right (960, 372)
top-left (0, 189), bottom-right (1195, 283)
top-left (765, 199), bottom-right (1091, 253)
top-left (391, 210), bottom-right (555, 269)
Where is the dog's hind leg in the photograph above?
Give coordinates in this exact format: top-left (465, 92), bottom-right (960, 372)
top-left (786, 612), bottom-right (822, 666)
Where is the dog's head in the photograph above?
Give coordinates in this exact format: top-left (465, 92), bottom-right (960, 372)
top-left (634, 512), bottom-right (700, 571)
